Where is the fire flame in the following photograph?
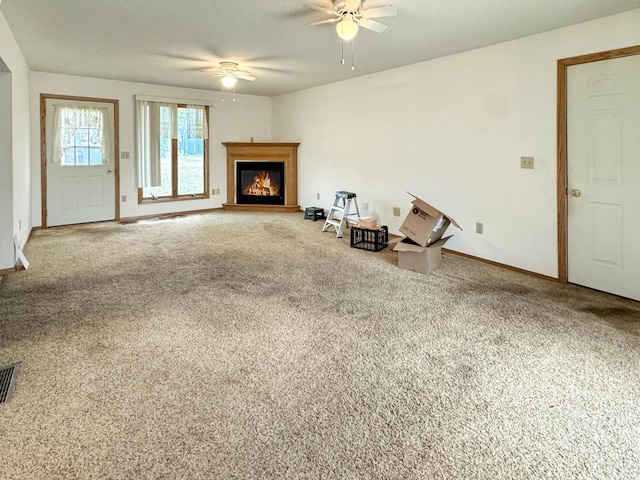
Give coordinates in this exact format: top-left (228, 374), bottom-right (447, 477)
top-left (243, 171), bottom-right (280, 196)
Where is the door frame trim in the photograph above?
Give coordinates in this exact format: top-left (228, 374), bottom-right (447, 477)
top-left (556, 45), bottom-right (640, 283)
top-left (40, 93), bottom-right (120, 229)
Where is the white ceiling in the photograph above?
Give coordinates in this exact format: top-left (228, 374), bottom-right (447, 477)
top-left (2, 0), bottom-right (639, 97)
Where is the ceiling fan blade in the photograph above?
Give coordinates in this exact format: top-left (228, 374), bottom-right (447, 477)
top-left (361, 5), bottom-right (397, 19)
top-left (358, 18), bottom-right (388, 33)
top-left (344, 0), bottom-right (361, 11)
top-left (307, 18), bottom-right (340, 26)
top-left (305, 4), bottom-right (338, 15)
top-left (236, 72), bottom-right (256, 81)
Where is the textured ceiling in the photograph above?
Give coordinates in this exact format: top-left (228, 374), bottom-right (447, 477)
top-left (1, 0), bottom-right (639, 97)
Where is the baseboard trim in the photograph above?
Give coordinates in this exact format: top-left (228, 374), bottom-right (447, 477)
top-left (119, 207), bottom-right (224, 224)
top-left (26, 226), bottom-right (38, 245)
top-left (0, 267), bottom-right (15, 276)
top-left (389, 233), bottom-right (556, 282)
top-left (442, 248), bottom-right (558, 282)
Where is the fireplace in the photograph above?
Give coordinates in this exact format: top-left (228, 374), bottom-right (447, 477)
top-left (222, 142), bottom-right (300, 212)
top-left (236, 161), bottom-right (285, 205)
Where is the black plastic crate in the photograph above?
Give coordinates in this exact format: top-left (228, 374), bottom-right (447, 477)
top-left (350, 226), bottom-right (389, 252)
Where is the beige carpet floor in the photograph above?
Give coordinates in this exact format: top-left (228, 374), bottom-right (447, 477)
top-left (0, 211), bottom-right (639, 479)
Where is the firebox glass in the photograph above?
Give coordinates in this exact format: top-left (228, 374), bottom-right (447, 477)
top-left (236, 161), bottom-right (285, 205)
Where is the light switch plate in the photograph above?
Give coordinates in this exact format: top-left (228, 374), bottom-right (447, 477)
top-left (520, 156), bottom-right (534, 169)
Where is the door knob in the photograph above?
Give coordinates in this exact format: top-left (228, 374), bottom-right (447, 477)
top-left (107, 169), bottom-right (113, 174)
top-left (570, 188), bottom-right (581, 197)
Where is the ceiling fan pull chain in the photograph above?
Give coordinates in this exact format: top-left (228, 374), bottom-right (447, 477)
top-left (233, 83), bottom-right (236, 103)
top-left (351, 38), bottom-right (355, 71)
top-left (341, 40), bottom-right (345, 65)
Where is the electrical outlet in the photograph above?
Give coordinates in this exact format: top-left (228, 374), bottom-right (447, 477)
top-left (121, 195), bottom-right (127, 202)
top-left (362, 202), bottom-right (369, 210)
top-left (316, 193), bottom-right (320, 200)
top-left (520, 156), bottom-right (534, 169)
top-left (120, 151), bottom-right (130, 160)
top-left (476, 222), bottom-right (483, 234)
top-left (393, 207), bottom-right (401, 217)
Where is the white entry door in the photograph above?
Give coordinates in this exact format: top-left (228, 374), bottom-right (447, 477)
top-left (45, 98), bottom-right (116, 227)
top-left (567, 54), bottom-right (640, 301)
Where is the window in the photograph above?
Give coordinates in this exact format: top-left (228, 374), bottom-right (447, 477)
top-left (136, 101), bottom-right (209, 203)
top-left (52, 106), bottom-right (109, 166)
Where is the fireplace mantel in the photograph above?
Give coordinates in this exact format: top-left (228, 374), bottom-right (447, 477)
top-left (222, 142), bottom-right (300, 212)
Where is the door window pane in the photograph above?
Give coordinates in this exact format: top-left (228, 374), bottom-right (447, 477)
top-left (77, 147), bottom-right (89, 165)
top-left (57, 109), bottom-right (105, 167)
top-left (89, 147), bottom-right (103, 165)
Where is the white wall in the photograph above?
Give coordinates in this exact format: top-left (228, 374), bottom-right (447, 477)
top-left (0, 11), bottom-right (31, 271)
top-left (272, 9), bottom-right (640, 278)
top-left (30, 73), bottom-right (272, 224)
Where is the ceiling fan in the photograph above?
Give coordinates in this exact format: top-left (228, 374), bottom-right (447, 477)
top-left (201, 61), bottom-right (256, 102)
top-left (306, 0), bottom-right (397, 41)
top-left (204, 61), bottom-right (256, 89)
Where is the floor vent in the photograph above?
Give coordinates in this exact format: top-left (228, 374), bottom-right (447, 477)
top-left (0, 363), bottom-right (21, 404)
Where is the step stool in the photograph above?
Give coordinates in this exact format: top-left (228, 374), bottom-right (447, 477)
top-left (304, 207), bottom-right (325, 221)
top-left (322, 191), bottom-right (360, 238)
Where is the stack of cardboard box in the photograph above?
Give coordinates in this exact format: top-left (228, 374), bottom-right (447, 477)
top-left (392, 193), bottom-right (461, 274)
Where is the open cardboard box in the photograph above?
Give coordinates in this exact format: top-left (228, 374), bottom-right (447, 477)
top-left (399, 193), bottom-right (461, 247)
top-left (392, 193), bottom-right (461, 274)
top-left (393, 236), bottom-right (452, 274)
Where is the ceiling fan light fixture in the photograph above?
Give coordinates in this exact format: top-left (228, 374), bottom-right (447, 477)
top-left (221, 74), bottom-right (237, 88)
top-left (336, 16), bottom-right (358, 41)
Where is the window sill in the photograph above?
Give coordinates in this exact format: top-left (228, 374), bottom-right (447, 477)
top-left (138, 193), bottom-right (210, 205)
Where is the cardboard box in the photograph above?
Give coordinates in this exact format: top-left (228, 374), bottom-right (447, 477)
top-left (393, 236), bottom-right (452, 274)
top-left (399, 193), bottom-right (461, 247)
top-left (357, 216), bottom-right (377, 229)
